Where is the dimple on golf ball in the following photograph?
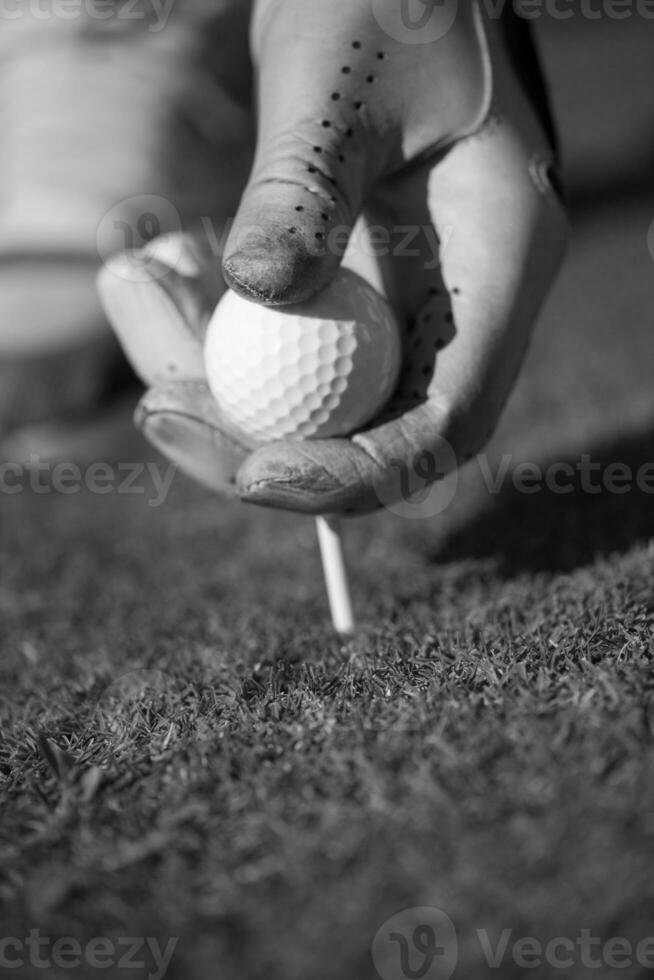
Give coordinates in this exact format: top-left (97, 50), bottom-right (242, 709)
top-left (204, 268), bottom-right (402, 448)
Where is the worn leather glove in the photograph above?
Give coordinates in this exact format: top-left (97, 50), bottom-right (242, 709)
top-left (100, 0), bottom-right (568, 515)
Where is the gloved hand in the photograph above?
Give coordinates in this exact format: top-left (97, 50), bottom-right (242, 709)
top-left (100, 0), bottom-right (568, 515)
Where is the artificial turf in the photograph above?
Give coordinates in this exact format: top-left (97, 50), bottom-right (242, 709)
top-left (2, 16), bottom-right (654, 980)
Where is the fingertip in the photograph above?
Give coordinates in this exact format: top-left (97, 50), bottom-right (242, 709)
top-left (236, 439), bottom-right (378, 514)
top-left (236, 441), bottom-right (330, 511)
top-left (223, 241), bottom-right (334, 307)
top-left (136, 382), bottom-right (248, 496)
top-left (222, 174), bottom-right (352, 306)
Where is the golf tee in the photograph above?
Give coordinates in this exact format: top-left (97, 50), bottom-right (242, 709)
top-left (315, 515), bottom-right (355, 635)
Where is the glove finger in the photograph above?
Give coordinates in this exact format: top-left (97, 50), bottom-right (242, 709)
top-left (236, 437), bottom-right (380, 515)
top-left (98, 230), bottom-right (226, 387)
top-left (222, 0), bottom-right (485, 307)
top-left (136, 380), bottom-right (250, 496)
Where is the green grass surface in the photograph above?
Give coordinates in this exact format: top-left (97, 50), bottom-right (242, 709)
top-left (2, 19), bottom-right (654, 980)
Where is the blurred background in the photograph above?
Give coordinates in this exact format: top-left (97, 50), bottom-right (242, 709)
top-left (434, 12), bottom-right (654, 562)
top-left (499, 12), bottom-right (653, 474)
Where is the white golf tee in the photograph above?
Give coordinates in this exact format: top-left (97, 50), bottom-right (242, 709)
top-left (315, 515), bottom-right (355, 634)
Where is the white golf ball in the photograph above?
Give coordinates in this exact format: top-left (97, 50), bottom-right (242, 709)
top-left (204, 268), bottom-right (402, 448)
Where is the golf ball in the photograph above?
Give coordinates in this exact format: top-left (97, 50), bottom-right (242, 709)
top-left (204, 268), bottom-right (402, 448)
